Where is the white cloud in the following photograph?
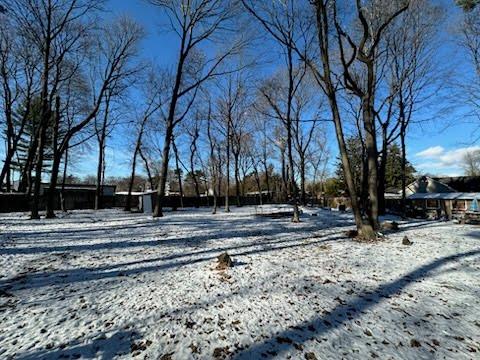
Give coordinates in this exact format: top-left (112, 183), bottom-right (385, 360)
top-left (413, 145), bottom-right (480, 176)
top-left (415, 146), bottom-right (444, 158)
top-left (437, 146), bottom-right (480, 166)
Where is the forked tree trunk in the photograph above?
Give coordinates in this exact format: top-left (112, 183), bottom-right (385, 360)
top-left (139, 147), bottom-right (153, 189)
top-left (313, 1), bottom-right (372, 237)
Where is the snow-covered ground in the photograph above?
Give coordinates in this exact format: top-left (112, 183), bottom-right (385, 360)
top-left (0, 206), bottom-right (479, 359)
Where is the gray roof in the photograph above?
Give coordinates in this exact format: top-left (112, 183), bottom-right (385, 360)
top-left (408, 192), bottom-right (480, 200)
top-left (406, 176), bottom-right (456, 195)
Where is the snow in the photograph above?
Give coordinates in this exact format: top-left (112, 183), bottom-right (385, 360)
top-left (0, 206), bottom-right (479, 359)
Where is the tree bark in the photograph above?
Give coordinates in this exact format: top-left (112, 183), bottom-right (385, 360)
top-left (225, 115), bottom-right (231, 212)
top-left (234, 152), bottom-right (241, 207)
top-left (139, 147), bottom-right (153, 189)
top-left (285, 45), bottom-right (300, 223)
top-left (300, 156), bottom-right (306, 205)
top-left (188, 129), bottom-right (201, 208)
top-left (377, 126), bottom-right (388, 216)
top-left (154, 122), bottom-right (173, 217)
top-left (172, 136), bottom-right (184, 208)
top-left (95, 133), bottom-right (106, 210)
top-left (60, 147), bottom-right (68, 212)
top-left (45, 96), bottom-right (61, 218)
top-left (362, 66), bottom-right (380, 230)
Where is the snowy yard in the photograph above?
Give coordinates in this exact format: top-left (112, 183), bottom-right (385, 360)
top-left (0, 206), bottom-right (479, 359)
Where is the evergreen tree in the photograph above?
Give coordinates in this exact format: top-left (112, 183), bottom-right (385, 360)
top-left (384, 144), bottom-right (416, 190)
top-left (335, 138), bottom-right (416, 193)
top-left (9, 97), bottom-right (56, 187)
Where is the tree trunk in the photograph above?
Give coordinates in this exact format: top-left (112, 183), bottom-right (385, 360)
top-left (216, 145), bottom-right (222, 212)
top-left (172, 137), bottom-right (184, 208)
top-left (300, 155), bottom-right (306, 205)
top-left (312, 1), bottom-right (377, 239)
top-left (362, 91), bottom-right (380, 230)
top-left (31, 9), bottom-right (52, 220)
top-left (125, 147), bottom-right (139, 212)
top-left (45, 96), bottom-right (61, 219)
top-left (189, 134), bottom-right (200, 208)
top-left (31, 109), bottom-right (49, 219)
top-left (280, 146), bottom-right (288, 202)
top-left (263, 160), bottom-right (270, 201)
top-left (253, 166), bottom-right (263, 205)
top-left (285, 46), bottom-right (300, 223)
top-left (95, 137), bottom-right (105, 210)
top-left (225, 116), bottom-right (231, 212)
top-left (138, 147), bottom-right (153, 189)
top-left (234, 153), bottom-right (241, 207)
top-left (95, 96), bottom-right (110, 210)
top-left (19, 132), bottom-right (38, 193)
top-left (0, 148), bottom-right (13, 191)
top-left (60, 147), bottom-right (68, 212)
top-left (377, 128), bottom-right (388, 216)
top-left (400, 121), bottom-right (407, 218)
top-left (154, 122), bottom-right (173, 217)
top-left (45, 153), bottom-right (61, 218)
top-left (154, 36), bottom-right (187, 217)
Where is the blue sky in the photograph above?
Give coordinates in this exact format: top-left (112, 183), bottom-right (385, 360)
top-left (103, 0), bottom-right (480, 178)
top-left (2, 0), bottom-right (478, 179)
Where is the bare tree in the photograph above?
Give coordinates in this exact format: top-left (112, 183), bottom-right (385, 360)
top-left (462, 149), bottom-right (480, 175)
top-left (44, 17), bottom-right (143, 218)
top-left (3, 0), bottom-right (108, 218)
top-left (291, 76), bottom-right (322, 205)
top-left (171, 135), bottom-right (184, 207)
top-left (124, 72), bottom-right (162, 211)
top-left (205, 100), bottom-right (221, 213)
top-left (148, 0), bottom-right (247, 217)
top-left (0, 14), bottom-right (38, 191)
top-left (459, 4), bottom-right (480, 124)
top-left (306, 128), bottom-right (330, 206)
top-left (243, 0), bottom-right (324, 222)
top-left (380, 0), bottom-right (444, 216)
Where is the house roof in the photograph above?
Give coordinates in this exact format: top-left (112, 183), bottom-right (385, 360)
top-left (406, 176), bottom-right (456, 194)
top-left (433, 176), bottom-right (480, 193)
top-left (408, 192), bottom-right (480, 200)
top-left (116, 190), bottom-right (156, 196)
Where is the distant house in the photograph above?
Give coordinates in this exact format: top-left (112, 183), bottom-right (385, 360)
top-left (405, 176), bottom-right (480, 219)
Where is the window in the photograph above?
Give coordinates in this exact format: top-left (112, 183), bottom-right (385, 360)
top-left (453, 200), bottom-right (466, 210)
